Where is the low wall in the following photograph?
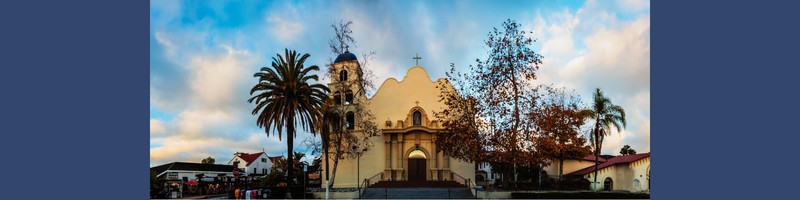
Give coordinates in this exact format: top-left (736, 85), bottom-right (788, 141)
top-left (477, 190), bottom-right (650, 199)
top-left (311, 191), bottom-right (358, 199)
top-left (477, 191), bottom-right (512, 199)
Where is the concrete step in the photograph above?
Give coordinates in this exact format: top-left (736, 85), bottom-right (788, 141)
top-left (361, 188), bottom-right (474, 199)
top-left (369, 181), bottom-right (467, 188)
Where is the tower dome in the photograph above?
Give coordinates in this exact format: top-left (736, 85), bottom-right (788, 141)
top-left (334, 51), bottom-right (358, 63)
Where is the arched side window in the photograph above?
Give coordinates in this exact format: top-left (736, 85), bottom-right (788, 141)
top-left (346, 112), bottom-right (355, 130)
top-left (633, 179), bottom-right (641, 191)
top-left (345, 90), bottom-right (353, 105)
top-left (333, 91), bottom-right (342, 105)
top-left (603, 177), bottom-right (613, 191)
top-left (339, 70), bottom-right (348, 82)
top-left (332, 117), bottom-right (341, 132)
top-left (413, 111), bottom-right (422, 126)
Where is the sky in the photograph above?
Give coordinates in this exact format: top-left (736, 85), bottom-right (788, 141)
top-left (150, 0), bottom-right (650, 167)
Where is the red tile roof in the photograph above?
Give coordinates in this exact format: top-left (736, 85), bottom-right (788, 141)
top-left (568, 153), bottom-right (650, 175)
top-left (236, 152), bottom-right (265, 166)
top-left (268, 156), bottom-right (283, 163)
top-left (580, 155), bottom-right (607, 163)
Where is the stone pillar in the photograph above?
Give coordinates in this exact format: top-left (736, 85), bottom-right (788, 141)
top-left (385, 134), bottom-right (391, 181)
top-left (432, 140), bottom-right (439, 180)
top-left (399, 134), bottom-right (405, 181)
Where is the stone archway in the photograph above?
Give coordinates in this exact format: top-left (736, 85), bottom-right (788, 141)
top-left (404, 147), bottom-right (430, 181)
top-left (604, 177), bottom-right (613, 191)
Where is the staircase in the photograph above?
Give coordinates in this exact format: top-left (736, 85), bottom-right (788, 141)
top-left (361, 181), bottom-right (475, 199)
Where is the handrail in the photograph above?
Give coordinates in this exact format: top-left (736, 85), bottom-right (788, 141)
top-left (358, 172), bottom-right (383, 199)
top-left (358, 178), bottom-right (368, 199)
top-left (451, 172), bottom-right (467, 184)
top-left (466, 178), bottom-right (477, 199)
top-left (366, 172), bottom-right (383, 186)
top-left (451, 172), bottom-right (478, 199)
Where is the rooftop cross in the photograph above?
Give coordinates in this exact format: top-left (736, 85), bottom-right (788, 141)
top-left (413, 53), bottom-right (422, 66)
top-left (415, 100), bottom-right (420, 106)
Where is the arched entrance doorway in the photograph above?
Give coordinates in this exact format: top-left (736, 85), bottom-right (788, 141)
top-left (604, 177), bottom-right (613, 191)
top-left (408, 149), bottom-right (427, 181)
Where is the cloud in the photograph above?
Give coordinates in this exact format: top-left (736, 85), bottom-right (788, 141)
top-left (150, 119), bottom-right (167, 136)
top-left (266, 3), bottom-right (305, 43)
top-left (525, 0), bottom-right (650, 155)
top-left (150, 0), bottom-right (650, 166)
top-left (188, 44), bottom-right (254, 110)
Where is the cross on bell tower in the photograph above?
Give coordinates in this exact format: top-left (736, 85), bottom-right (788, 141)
top-left (413, 53), bottom-right (422, 66)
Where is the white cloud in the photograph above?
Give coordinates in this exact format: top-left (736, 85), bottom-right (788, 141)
top-left (188, 45), bottom-right (254, 110)
top-left (266, 3), bottom-right (305, 43)
top-left (150, 119), bottom-right (167, 136)
top-left (525, 1), bottom-right (650, 155)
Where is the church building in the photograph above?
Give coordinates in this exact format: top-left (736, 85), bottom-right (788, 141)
top-left (323, 51), bottom-right (475, 188)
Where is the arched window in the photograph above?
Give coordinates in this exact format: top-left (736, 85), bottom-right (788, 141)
top-left (346, 112), bottom-right (355, 130)
top-left (339, 70), bottom-right (348, 82)
top-left (603, 177), bottom-right (613, 191)
top-left (333, 91), bottom-right (342, 105)
top-left (345, 90), bottom-right (353, 105)
top-left (413, 111), bottom-right (422, 126)
top-left (633, 179), bottom-right (641, 191)
top-left (408, 149), bottom-right (426, 159)
top-left (332, 118), bottom-right (341, 132)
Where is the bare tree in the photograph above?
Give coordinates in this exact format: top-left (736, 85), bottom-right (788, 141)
top-left (434, 19), bottom-right (544, 187)
top-left (319, 20), bottom-right (381, 197)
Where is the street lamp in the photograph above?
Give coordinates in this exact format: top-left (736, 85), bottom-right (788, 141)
top-left (301, 162), bottom-right (307, 199)
top-left (352, 145), bottom-right (360, 198)
top-left (352, 145), bottom-right (367, 198)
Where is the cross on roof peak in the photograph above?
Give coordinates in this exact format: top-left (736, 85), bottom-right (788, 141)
top-left (412, 53), bottom-right (422, 66)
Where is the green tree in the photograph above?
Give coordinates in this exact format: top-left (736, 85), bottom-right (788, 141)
top-left (201, 156), bottom-right (215, 164)
top-left (619, 145), bottom-right (637, 155)
top-left (249, 49), bottom-right (329, 198)
top-left (150, 169), bottom-right (161, 198)
top-left (580, 88), bottom-right (626, 191)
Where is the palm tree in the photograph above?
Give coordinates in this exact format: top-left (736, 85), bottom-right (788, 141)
top-left (249, 49), bottom-right (329, 197)
top-left (580, 88), bottom-right (626, 191)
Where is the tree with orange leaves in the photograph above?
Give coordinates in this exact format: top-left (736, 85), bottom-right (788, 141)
top-left (434, 19), bottom-right (544, 187)
top-left (531, 86), bottom-right (591, 183)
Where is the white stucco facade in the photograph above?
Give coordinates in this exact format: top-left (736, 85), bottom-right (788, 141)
top-left (322, 61), bottom-right (475, 188)
top-left (227, 152), bottom-right (274, 176)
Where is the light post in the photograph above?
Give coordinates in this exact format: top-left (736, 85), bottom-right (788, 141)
top-left (352, 145), bottom-right (360, 198)
top-left (353, 145), bottom-right (367, 198)
top-left (302, 162), bottom-right (307, 199)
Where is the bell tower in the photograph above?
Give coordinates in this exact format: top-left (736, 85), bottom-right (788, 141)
top-left (328, 50), bottom-right (365, 130)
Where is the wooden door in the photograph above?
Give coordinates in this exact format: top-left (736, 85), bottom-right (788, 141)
top-left (408, 158), bottom-right (426, 181)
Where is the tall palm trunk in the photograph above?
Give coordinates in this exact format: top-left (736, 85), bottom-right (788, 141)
top-left (593, 123), bottom-right (600, 191)
top-left (323, 125), bottom-right (330, 199)
top-left (287, 117), bottom-right (295, 198)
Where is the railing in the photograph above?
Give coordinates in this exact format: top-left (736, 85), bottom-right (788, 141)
top-left (451, 172), bottom-right (478, 199)
top-left (358, 172), bottom-right (383, 199)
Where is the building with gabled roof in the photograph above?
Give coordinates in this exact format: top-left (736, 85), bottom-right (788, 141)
top-left (566, 153), bottom-right (650, 192)
top-left (227, 151), bottom-right (274, 176)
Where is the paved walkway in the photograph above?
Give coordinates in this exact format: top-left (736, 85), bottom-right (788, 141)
top-left (181, 194), bottom-right (228, 199)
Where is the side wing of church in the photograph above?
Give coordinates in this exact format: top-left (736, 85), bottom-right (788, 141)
top-left (323, 52), bottom-right (475, 188)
